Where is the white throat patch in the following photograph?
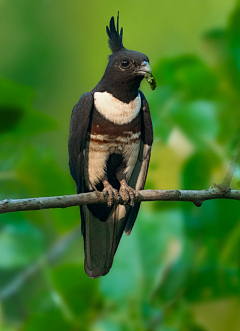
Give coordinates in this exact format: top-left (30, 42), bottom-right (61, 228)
top-left (94, 91), bottom-right (141, 125)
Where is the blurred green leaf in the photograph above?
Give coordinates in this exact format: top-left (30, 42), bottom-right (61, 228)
top-left (220, 217), bottom-right (240, 264)
top-left (0, 77), bottom-right (56, 139)
top-left (21, 311), bottom-right (72, 331)
top-left (154, 240), bottom-right (194, 303)
top-left (6, 109), bottom-right (56, 139)
top-left (0, 222), bottom-right (44, 268)
top-left (154, 56), bottom-right (217, 99)
top-left (0, 326), bottom-right (16, 331)
top-left (186, 265), bottom-right (240, 301)
top-left (146, 86), bottom-right (174, 142)
top-left (227, 5), bottom-right (240, 91)
top-left (92, 320), bottom-right (123, 331)
top-left (15, 145), bottom-right (79, 232)
top-left (0, 106), bottom-right (24, 134)
top-left (0, 78), bottom-right (34, 110)
top-left (100, 209), bottom-right (184, 301)
top-left (172, 100), bottom-right (219, 147)
top-left (182, 199), bottom-right (240, 239)
top-left (16, 145), bottom-right (70, 197)
top-left (29, 290), bottom-right (62, 314)
top-left (181, 151), bottom-right (220, 190)
top-left (51, 264), bottom-right (99, 319)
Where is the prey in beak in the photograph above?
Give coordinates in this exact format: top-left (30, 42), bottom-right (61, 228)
top-left (138, 61), bottom-right (157, 90)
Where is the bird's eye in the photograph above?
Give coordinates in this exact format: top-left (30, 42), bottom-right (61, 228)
top-left (120, 60), bottom-right (130, 68)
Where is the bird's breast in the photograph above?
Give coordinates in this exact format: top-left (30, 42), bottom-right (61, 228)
top-left (85, 98), bottom-right (142, 188)
top-left (89, 103), bottom-right (141, 154)
top-left (94, 91), bottom-right (141, 125)
top-left (89, 131), bottom-right (141, 154)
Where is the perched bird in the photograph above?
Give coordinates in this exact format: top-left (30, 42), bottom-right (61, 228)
top-left (68, 13), bottom-right (155, 278)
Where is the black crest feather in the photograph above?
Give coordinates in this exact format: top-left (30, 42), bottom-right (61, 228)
top-left (106, 12), bottom-right (124, 53)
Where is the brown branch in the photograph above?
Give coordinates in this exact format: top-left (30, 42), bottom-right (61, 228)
top-left (0, 188), bottom-right (240, 214)
top-left (1, 145), bottom-right (239, 299)
top-left (217, 142), bottom-right (240, 192)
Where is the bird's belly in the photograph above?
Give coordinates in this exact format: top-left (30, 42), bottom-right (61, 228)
top-left (86, 132), bottom-right (140, 189)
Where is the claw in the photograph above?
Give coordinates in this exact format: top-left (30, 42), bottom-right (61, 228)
top-left (119, 179), bottom-right (136, 206)
top-left (103, 180), bottom-right (119, 207)
top-left (113, 188), bottom-right (120, 203)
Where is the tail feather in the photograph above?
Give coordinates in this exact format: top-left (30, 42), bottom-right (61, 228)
top-left (83, 204), bottom-right (127, 278)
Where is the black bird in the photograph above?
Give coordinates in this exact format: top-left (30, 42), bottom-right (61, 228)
top-left (68, 13), bottom-right (154, 278)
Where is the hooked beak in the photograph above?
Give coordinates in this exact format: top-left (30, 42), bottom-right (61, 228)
top-left (137, 61), bottom-right (152, 76)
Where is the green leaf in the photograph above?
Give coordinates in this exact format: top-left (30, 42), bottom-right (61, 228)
top-left (181, 151), bottom-right (220, 190)
top-left (154, 240), bottom-right (194, 302)
top-left (172, 100), bottom-right (219, 147)
top-left (0, 109), bottom-right (56, 140)
top-left (0, 78), bottom-right (34, 111)
top-left (182, 199), bottom-right (240, 239)
top-left (13, 145), bottom-right (79, 232)
top-left (92, 320), bottom-right (122, 331)
top-left (0, 222), bottom-right (44, 268)
top-left (146, 85), bottom-right (174, 142)
top-left (0, 77), bottom-right (56, 139)
top-left (100, 209), bottom-right (184, 301)
top-left (0, 106), bottom-right (24, 134)
top-left (185, 264), bottom-right (240, 301)
top-left (51, 264), bottom-right (99, 318)
top-left (22, 311), bottom-right (72, 331)
top-left (153, 56), bottom-right (217, 99)
top-left (0, 326), bottom-right (16, 331)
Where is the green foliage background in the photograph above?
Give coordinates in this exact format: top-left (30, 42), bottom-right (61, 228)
top-left (1, 0), bottom-right (240, 330)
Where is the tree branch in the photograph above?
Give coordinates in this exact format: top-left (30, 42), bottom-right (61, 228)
top-left (1, 140), bottom-right (240, 213)
top-left (0, 188), bottom-right (240, 214)
top-left (0, 145), bottom-right (239, 299)
top-left (215, 142), bottom-right (240, 192)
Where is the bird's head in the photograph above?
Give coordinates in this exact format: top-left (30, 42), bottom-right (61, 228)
top-left (107, 49), bottom-right (151, 81)
top-left (98, 13), bottom-right (156, 103)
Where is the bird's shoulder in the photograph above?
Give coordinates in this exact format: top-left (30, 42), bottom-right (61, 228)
top-left (70, 92), bottom-right (93, 128)
top-left (68, 91), bottom-right (94, 160)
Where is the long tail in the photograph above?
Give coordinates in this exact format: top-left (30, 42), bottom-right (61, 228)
top-left (81, 204), bottom-right (127, 278)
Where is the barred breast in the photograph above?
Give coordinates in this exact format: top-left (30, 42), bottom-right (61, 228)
top-left (85, 92), bottom-right (141, 189)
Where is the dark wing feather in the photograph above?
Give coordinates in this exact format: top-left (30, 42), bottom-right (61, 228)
top-left (68, 92), bottom-right (93, 189)
top-left (106, 12), bottom-right (124, 53)
top-left (68, 92), bottom-right (93, 234)
top-left (124, 91), bottom-right (153, 234)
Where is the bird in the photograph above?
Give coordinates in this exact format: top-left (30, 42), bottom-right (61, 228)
top-left (68, 13), bottom-right (155, 278)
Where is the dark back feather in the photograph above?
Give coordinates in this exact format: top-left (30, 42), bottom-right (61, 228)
top-left (106, 12), bottom-right (124, 53)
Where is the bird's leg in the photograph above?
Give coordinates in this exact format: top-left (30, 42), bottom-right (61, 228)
top-left (102, 177), bottom-right (120, 207)
top-left (119, 178), bottom-right (136, 207)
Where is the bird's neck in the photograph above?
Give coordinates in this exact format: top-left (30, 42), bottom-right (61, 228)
top-left (94, 72), bottom-right (143, 103)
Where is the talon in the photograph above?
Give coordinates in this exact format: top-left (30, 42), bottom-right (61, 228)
top-left (119, 179), bottom-right (136, 206)
top-left (103, 188), bottom-right (112, 207)
top-left (103, 188), bottom-right (109, 200)
top-left (103, 180), bottom-right (118, 207)
top-left (129, 189), bottom-right (135, 207)
top-left (113, 189), bottom-right (120, 204)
